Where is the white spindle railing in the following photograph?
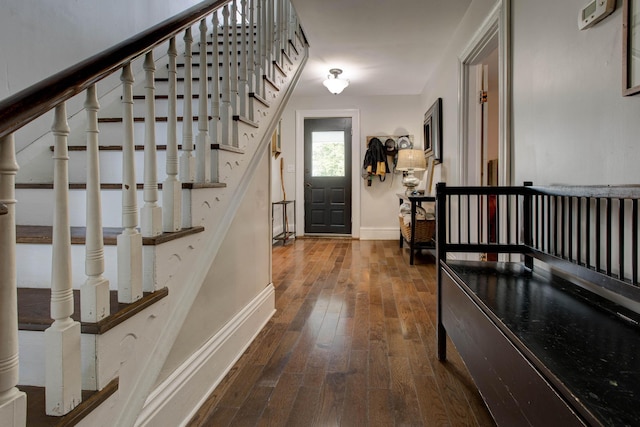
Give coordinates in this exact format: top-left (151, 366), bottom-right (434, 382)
top-left (248, 0), bottom-right (257, 120)
top-left (81, 85), bottom-right (110, 323)
top-left (118, 63), bottom-right (143, 303)
top-left (210, 14), bottom-right (221, 146)
top-left (180, 28), bottom-right (196, 182)
top-left (221, 5), bottom-right (233, 144)
top-left (0, 0), bottom-right (309, 423)
top-left (142, 52), bottom-right (163, 237)
top-left (46, 103), bottom-right (82, 416)
top-left (238, 0), bottom-right (249, 118)
top-left (0, 134), bottom-right (26, 426)
top-left (196, 19), bottom-right (212, 183)
top-left (163, 37), bottom-right (183, 232)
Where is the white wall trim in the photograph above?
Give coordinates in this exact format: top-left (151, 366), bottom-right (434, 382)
top-left (457, 0), bottom-right (511, 186)
top-left (359, 227), bottom-right (399, 241)
top-left (135, 284), bottom-right (276, 427)
top-left (295, 109), bottom-right (361, 238)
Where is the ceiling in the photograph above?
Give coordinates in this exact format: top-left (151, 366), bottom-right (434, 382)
top-left (289, 0), bottom-right (472, 97)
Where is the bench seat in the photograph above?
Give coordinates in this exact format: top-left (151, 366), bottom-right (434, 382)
top-left (442, 260), bottom-right (640, 426)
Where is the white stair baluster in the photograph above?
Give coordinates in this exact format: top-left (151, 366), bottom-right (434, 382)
top-left (247, 0), bottom-right (256, 120)
top-left (210, 14), bottom-right (221, 147)
top-left (255, 0), bottom-right (263, 99)
top-left (238, 0), bottom-right (249, 119)
top-left (164, 37), bottom-right (182, 232)
top-left (118, 63), bottom-right (143, 303)
top-left (231, 0), bottom-right (240, 146)
top-left (196, 19), bottom-right (211, 183)
top-left (81, 85), bottom-right (110, 323)
top-left (259, 0), bottom-right (267, 97)
top-left (142, 51), bottom-right (163, 237)
top-left (0, 134), bottom-right (27, 427)
top-left (180, 28), bottom-right (196, 182)
top-left (210, 13), bottom-right (221, 183)
top-left (220, 5), bottom-right (233, 145)
top-left (231, 1), bottom-right (239, 117)
top-left (46, 102), bottom-right (82, 416)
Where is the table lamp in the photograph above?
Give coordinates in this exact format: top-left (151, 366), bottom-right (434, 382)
top-left (396, 149), bottom-right (426, 195)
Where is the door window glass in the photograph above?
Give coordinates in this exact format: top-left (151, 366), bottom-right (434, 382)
top-left (311, 131), bottom-right (345, 177)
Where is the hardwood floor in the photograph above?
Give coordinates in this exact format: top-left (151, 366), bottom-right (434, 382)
top-left (187, 239), bottom-right (495, 426)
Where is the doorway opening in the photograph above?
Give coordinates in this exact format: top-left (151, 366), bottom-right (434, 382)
top-left (458, 1), bottom-right (511, 261)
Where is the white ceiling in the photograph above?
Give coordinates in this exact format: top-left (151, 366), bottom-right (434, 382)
top-left (289, 0), bottom-right (472, 97)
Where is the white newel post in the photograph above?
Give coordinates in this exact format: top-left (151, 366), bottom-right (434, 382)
top-left (238, 0), bottom-right (249, 119)
top-left (180, 28), bottom-right (196, 183)
top-left (46, 103), bottom-right (82, 416)
top-left (163, 37), bottom-right (183, 232)
top-left (142, 52), bottom-right (163, 237)
top-left (118, 64), bottom-right (143, 303)
top-left (0, 134), bottom-right (26, 427)
top-left (196, 19), bottom-right (211, 183)
top-left (81, 85), bottom-right (110, 323)
top-left (220, 5), bottom-right (233, 145)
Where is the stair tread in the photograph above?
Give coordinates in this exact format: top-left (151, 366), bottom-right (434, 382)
top-left (19, 378), bottom-right (118, 427)
top-left (47, 143), bottom-right (241, 154)
top-left (18, 287), bottom-right (168, 334)
top-left (16, 182), bottom-right (227, 190)
top-left (16, 225), bottom-right (205, 246)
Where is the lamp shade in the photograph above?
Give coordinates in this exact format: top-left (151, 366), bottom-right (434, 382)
top-left (323, 68), bottom-right (349, 94)
top-left (396, 149), bottom-right (426, 171)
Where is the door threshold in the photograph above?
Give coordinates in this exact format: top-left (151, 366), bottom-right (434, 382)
top-left (299, 234), bottom-right (354, 239)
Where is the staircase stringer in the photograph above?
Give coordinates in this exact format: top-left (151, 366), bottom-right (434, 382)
top-left (114, 46), bottom-right (308, 427)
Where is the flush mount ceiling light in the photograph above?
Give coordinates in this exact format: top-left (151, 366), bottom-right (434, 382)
top-left (323, 68), bottom-right (349, 94)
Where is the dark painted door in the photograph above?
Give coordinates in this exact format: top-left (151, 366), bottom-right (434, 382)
top-left (304, 118), bottom-right (352, 234)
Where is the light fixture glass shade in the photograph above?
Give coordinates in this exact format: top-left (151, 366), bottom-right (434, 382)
top-left (323, 68), bottom-right (349, 94)
top-left (396, 149), bottom-right (426, 195)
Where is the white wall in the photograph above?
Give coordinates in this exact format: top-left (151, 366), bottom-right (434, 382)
top-left (0, 0), bottom-right (203, 99)
top-left (279, 94), bottom-right (423, 239)
top-left (160, 146), bottom-right (272, 382)
top-left (511, 0), bottom-right (640, 186)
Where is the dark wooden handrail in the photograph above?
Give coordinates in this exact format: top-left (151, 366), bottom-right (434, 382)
top-left (0, 0), bottom-right (230, 140)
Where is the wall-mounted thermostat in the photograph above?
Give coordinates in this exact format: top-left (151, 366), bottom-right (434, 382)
top-left (578, 0), bottom-right (615, 30)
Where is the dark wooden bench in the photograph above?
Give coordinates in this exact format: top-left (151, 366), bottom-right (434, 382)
top-left (435, 183), bottom-right (640, 427)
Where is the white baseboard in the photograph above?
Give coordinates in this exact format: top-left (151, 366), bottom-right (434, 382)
top-left (135, 284), bottom-right (276, 427)
top-left (359, 227), bottom-right (399, 241)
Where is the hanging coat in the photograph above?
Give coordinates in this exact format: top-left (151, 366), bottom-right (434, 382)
top-left (362, 137), bottom-right (389, 186)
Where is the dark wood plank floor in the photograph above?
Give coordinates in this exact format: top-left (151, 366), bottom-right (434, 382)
top-left (187, 239), bottom-right (495, 426)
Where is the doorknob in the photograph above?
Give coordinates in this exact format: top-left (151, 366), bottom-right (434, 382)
top-left (305, 182), bottom-right (312, 188)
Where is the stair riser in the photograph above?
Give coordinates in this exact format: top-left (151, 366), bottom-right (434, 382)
top-left (16, 244), bottom-right (118, 290)
top-left (16, 187), bottom-right (183, 228)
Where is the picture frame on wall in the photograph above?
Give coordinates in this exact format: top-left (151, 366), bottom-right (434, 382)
top-left (423, 97), bottom-right (443, 163)
top-left (623, 0), bottom-right (640, 96)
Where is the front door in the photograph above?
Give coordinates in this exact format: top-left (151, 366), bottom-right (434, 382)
top-left (303, 117), bottom-right (352, 235)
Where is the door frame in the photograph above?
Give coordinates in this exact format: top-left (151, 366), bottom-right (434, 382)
top-left (295, 109), bottom-right (361, 238)
top-left (458, 0), bottom-right (511, 186)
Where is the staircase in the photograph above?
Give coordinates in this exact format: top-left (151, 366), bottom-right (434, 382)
top-left (0, 0), bottom-right (308, 425)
